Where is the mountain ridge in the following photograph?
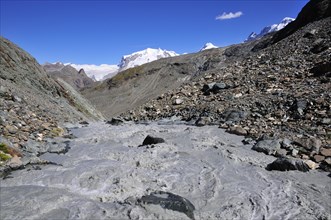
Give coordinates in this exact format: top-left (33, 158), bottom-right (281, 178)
top-left (245, 17), bottom-right (295, 42)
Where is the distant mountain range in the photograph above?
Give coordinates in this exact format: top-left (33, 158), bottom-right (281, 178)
top-left (61, 48), bottom-right (178, 81)
top-left (245, 17), bottom-right (295, 42)
top-left (47, 18), bottom-right (293, 82)
top-left (43, 62), bottom-right (95, 90)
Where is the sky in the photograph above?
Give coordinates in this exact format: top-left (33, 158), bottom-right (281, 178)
top-left (1, 0), bottom-right (309, 65)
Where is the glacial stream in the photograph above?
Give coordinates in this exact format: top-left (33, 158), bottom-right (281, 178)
top-left (1, 122), bottom-right (330, 219)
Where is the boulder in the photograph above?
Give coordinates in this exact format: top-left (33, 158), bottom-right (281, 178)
top-left (313, 154), bottom-right (325, 163)
top-left (304, 160), bottom-right (319, 170)
top-left (195, 116), bottom-right (211, 127)
top-left (266, 157), bottom-right (310, 172)
top-left (293, 137), bottom-right (321, 154)
top-left (227, 126), bottom-right (247, 136)
top-left (252, 139), bottom-right (281, 155)
top-left (221, 109), bottom-right (247, 124)
top-left (173, 98), bottom-right (184, 105)
top-left (319, 158), bottom-right (331, 172)
top-left (139, 191), bottom-right (195, 220)
top-left (141, 135), bottom-right (165, 146)
top-left (320, 148), bottom-right (331, 157)
top-left (106, 117), bottom-right (124, 125)
top-left (310, 61), bottom-right (331, 77)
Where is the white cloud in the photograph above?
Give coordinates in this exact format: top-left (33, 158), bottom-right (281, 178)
top-left (216, 11), bottom-right (243, 20)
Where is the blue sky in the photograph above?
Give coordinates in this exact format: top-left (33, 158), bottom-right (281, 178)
top-left (1, 0), bottom-right (309, 65)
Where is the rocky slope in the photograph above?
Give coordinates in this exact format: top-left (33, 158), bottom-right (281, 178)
top-left (0, 37), bottom-right (104, 171)
top-left (43, 62), bottom-right (95, 90)
top-left (82, 48), bottom-right (227, 118)
top-left (117, 2), bottom-right (331, 170)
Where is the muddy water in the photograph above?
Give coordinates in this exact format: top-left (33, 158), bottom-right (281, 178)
top-left (1, 122), bottom-right (330, 219)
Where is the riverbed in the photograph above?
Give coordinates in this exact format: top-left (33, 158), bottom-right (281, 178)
top-left (1, 122), bottom-right (330, 219)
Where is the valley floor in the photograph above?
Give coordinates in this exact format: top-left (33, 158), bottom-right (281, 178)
top-left (1, 122), bottom-right (330, 219)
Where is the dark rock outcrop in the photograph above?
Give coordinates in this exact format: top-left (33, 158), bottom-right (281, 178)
top-left (106, 117), bottom-right (124, 125)
top-left (138, 191), bottom-right (195, 220)
top-left (141, 135), bottom-right (165, 146)
top-left (266, 157), bottom-right (310, 172)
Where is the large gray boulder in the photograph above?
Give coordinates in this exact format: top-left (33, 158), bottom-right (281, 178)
top-left (252, 139), bottom-right (281, 155)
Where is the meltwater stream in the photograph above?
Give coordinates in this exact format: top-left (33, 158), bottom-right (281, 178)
top-left (1, 122), bottom-right (330, 219)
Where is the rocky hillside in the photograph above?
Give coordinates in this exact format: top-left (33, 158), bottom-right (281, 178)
top-left (43, 62), bottom-right (95, 90)
top-left (82, 47), bottom-right (227, 118)
top-left (0, 37), bottom-right (104, 165)
top-left (116, 1), bottom-right (331, 170)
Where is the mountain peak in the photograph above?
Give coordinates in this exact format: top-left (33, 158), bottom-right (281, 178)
top-left (245, 17), bottom-right (295, 42)
top-left (119, 48), bottom-right (178, 71)
top-left (200, 43), bottom-right (218, 51)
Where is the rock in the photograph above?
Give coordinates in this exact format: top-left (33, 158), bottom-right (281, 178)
top-left (303, 29), bottom-right (317, 38)
top-left (310, 38), bottom-right (328, 54)
top-left (252, 139), bottom-right (281, 155)
top-left (211, 82), bottom-right (227, 93)
top-left (5, 125), bottom-right (18, 134)
top-left (310, 61), bottom-right (331, 77)
top-left (227, 126), bottom-right (247, 136)
top-left (23, 139), bottom-right (46, 155)
top-left (106, 117), bottom-right (124, 125)
top-left (275, 149), bottom-right (288, 157)
top-left (304, 160), bottom-right (318, 170)
top-left (222, 109), bottom-right (247, 124)
top-left (141, 135), bottom-right (165, 146)
top-left (79, 121), bottom-right (89, 125)
top-left (173, 98), bottom-right (184, 105)
top-left (139, 191), bottom-right (195, 220)
top-left (195, 117), bottom-right (211, 127)
top-left (319, 158), bottom-right (331, 172)
top-left (12, 95), bottom-right (22, 102)
top-left (242, 138), bottom-right (255, 145)
top-left (266, 157), bottom-right (310, 172)
top-left (41, 122), bottom-right (52, 131)
top-left (320, 148), bottom-right (331, 157)
top-left (313, 154), bottom-right (325, 163)
top-left (290, 99), bottom-right (307, 117)
top-left (281, 138), bottom-right (293, 150)
top-left (321, 118), bottom-right (331, 125)
top-left (291, 149), bottom-right (299, 157)
top-left (8, 155), bottom-right (23, 169)
top-left (293, 137), bottom-right (321, 154)
top-left (202, 83), bottom-right (215, 93)
top-left (0, 85), bottom-right (7, 96)
top-left (45, 139), bottom-right (71, 154)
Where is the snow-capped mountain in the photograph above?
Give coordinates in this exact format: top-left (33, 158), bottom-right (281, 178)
top-left (245, 17), bottom-right (295, 42)
top-left (69, 64), bottom-right (119, 81)
top-left (200, 43), bottom-right (218, 51)
top-left (50, 48), bottom-right (178, 81)
top-left (118, 48), bottom-right (178, 71)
